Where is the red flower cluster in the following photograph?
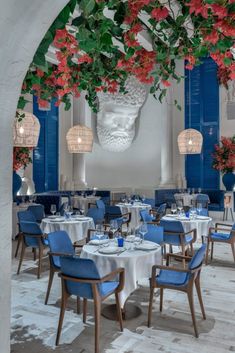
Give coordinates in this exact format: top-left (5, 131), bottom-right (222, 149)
top-left (212, 136), bottom-right (235, 174)
top-left (13, 147), bottom-right (32, 172)
top-left (151, 7), bottom-right (169, 21)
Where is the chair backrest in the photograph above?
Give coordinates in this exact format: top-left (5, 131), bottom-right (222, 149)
top-left (188, 244), bottom-right (206, 270)
top-left (160, 219), bottom-right (185, 245)
top-left (47, 231), bottom-right (74, 268)
top-left (105, 206), bottom-right (122, 222)
top-left (140, 209), bottom-right (153, 222)
top-left (145, 224), bottom-right (164, 245)
top-left (60, 256), bottom-right (101, 299)
top-left (144, 198), bottom-right (155, 208)
top-left (196, 208), bottom-right (209, 216)
top-left (27, 205), bottom-right (45, 222)
top-left (196, 194), bottom-right (210, 208)
top-left (96, 199), bottom-right (106, 210)
top-left (87, 207), bottom-right (105, 225)
top-left (19, 220), bottom-right (43, 247)
top-left (18, 210), bottom-right (36, 223)
top-left (156, 203), bottom-right (167, 217)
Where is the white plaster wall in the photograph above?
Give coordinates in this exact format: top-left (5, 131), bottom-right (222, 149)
top-left (0, 1), bottom-right (69, 352)
top-left (85, 93), bottom-right (164, 189)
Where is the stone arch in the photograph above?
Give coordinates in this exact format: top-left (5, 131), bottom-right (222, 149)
top-left (0, 1), bottom-right (69, 351)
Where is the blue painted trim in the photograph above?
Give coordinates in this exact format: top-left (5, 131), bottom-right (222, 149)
top-left (33, 97), bottom-right (59, 192)
top-left (185, 57), bottom-right (220, 190)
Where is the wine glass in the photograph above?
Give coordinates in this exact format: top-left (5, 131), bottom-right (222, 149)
top-left (198, 187), bottom-right (202, 194)
top-left (142, 194), bottom-right (146, 203)
top-left (171, 203), bottom-right (177, 215)
top-left (110, 219), bottom-right (118, 235)
top-left (177, 200), bottom-right (183, 213)
top-left (80, 207), bottom-right (85, 216)
top-left (187, 188), bottom-right (191, 194)
top-left (50, 204), bottom-right (56, 216)
top-left (139, 223), bottom-right (148, 243)
top-left (197, 203), bottom-right (202, 216)
top-left (95, 223), bottom-right (104, 248)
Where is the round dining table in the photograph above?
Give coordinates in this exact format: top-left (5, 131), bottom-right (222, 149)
top-left (81, 240), bottom-right (162, 312)
top-left (116, 202), bottom-right (152, 229)
top-left (71, 195), bottom-right (100, 214)
top-left (41, 216), bottom-right (95, 243)
top-left (162, 214), bottom-right (213, 240)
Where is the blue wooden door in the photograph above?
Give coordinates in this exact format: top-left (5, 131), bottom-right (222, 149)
top-left (185, 58), bottom-right (220, 190)
top-left (33, 97), bottom-right (59, 192)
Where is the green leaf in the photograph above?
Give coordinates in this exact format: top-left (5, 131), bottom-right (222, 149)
top-left (72, 16), bottom-right (84, 27)
top-left (80, 0), bottom-right (95, 16)
top-left (17, 96), bottom-right (28, 110)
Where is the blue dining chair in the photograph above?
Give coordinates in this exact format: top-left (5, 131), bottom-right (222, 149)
top-left (160, 219), bottom-right (197, 264)
top-left (45, 230), bottom-right (77, 305)
top-left (56, 256), bottom-right (125, 353)
top-left (17, 220), bottom-right (46, 278)
top-left (196, 194), bottom-right (210, 209)
top-left (148, 244), bottom-right (207, 337)
top-left (105, 205), bottom-right (131, 230)
top-left (144, 224), bottom-right (164, 245)
top-left (27, 204), bottom-right (45, 222)
top-left (140, 209), bottom-right (155, 223)
top-left (87, 207), bottom-right (105, 225)
top-left (196, 208), bottom-right (209, 217)
top-left (206, 222), bottom-right (235, 264)
top-left (96, 199), bottom-right (106, 211)
top-left (15, 210), bottom-right (37, 258)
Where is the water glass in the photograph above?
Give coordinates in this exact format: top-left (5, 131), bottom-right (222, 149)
top-left (171, 203), bottom-right (177, 214)
top-left (197, 203), bottom-right (202, 216)
top-left (139, 223), bottom-right (148, 243)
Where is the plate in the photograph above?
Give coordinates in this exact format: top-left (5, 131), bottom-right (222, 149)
top-left (50, 218), bottom-right (65, 222)
top-left (125, 235), bottom-right (139, 242)
top-left (98, 246), bottom-right (122, 254)
top-left (196, 216), bottom-right (210, 220)
top-left (135, 242), bottom-right (159, 251)
top-left (89, 239), bottom-right (109, 245)
top-left (166, 214), bottom-right (177, 217)
top-left (48, 215), bottom-right (58, 219)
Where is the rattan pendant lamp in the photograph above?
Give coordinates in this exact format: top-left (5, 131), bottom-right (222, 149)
top-left (66, 124), bottom-right (93, 153)
top-left (13, 110), bottom-right (40, 147)
top-left (177, 70), bottom-right (203, 154)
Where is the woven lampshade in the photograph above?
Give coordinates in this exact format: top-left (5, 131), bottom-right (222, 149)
top-left (66, 124), bottom-right (93, 153)
top-left (177, 128), bottom-right (203, 154)
top-left (13, 110), bottom-right (40, 147)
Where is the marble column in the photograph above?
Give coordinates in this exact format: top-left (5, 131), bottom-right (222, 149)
top-left (159, 88), bottom-right (175, 188)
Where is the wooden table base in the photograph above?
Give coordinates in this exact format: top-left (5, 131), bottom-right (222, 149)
top-left (102, 303), bottom-right (142, 321)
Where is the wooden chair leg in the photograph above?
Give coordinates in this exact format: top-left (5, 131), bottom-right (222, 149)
top-left (115, 292), bottom-right (123, 332)
top-left (45, 268), bottom-right (55, 305)
top-left (231, 242), bottom-right (235, 262)
top-left (94, 298), bottom-right (101, 353)
top-left (182, 244), bottom-right (186, 268)
top-left (33, 248), bottom-right (37, 261)
top-left (55, 292), bottom-right (69, 346)
top-left (17, 243), bottom-right (26, 275)
top-left (205, 238), bottom-right (210, 265)
top-left (15, 233), bottom-right (22, 258)
top-left (195, 274), bottom-right (206, 320)
top-left (77, 297), bottom-right (80, 314)
top-left (160, 288), bottom-right (163, 312)
top-left (37, 246), bottom-right (43, 279)
top-left (210, 242), bottom-right (214, 261)
top-left (83, 298), bottom-right (87, 323)
top-left (147, 287), bottom-right (154, 327)
top-left (187, 286), bottom-right (199, 338)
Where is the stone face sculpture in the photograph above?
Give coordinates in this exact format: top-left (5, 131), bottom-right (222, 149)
top-left (97, 76), bottom-right (147, 152)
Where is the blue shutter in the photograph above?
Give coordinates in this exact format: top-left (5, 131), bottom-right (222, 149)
top-left (185, 57), bottom-right (219, 190)
top-left (33, 97), bottom-right (59, 192)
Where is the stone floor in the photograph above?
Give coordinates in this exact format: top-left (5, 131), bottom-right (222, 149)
top-left (11, 238), bottom-right (235, 353)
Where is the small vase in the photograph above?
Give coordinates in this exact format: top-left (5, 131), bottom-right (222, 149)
top-left (12, 171), bottom-right (22, 197)
top-left (222, 172), bottom-right (235, 191)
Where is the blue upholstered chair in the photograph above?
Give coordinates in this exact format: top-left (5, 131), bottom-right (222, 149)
top-left (17, 219), bottom-right (46, 278)
top-left (27, 204), bottom-right (45, 222)
top-left (153, 203), bottom-right (167, 221)
top-left (196, 208), bottom-right (209, 217)
top-left (140, 209), bottom-right (154, 223)
top-left (56, 256), bottom-right (125, 353)
top-left (45, 230), bottom-right (82, 305)
top-left (105, 205), bottom-right (131, 231)
top-left (148, 244), bottom-right (207, 337)
top-left (15, 210), bottom-right (37, 258)
top-left (206, 222), bottom-right (235, 264)
top-left (96, 199), bottom-right (106, 211)
top-left (87, 207), bottom-right (105, 225)
top-left (196, 194), bottom-right (210, 209)
top-left (160, 219), bottom-right (197, 261)
top-left (144, 224), bottom-right (164, 245)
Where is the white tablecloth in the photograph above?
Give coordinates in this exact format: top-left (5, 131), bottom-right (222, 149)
top-left (162, 215), bottom-right (213, 240)
top-left (174, 193), bottom-right (197, 206)
top-left (116, 203), bottom-right (152, 229)
top-left (81, 241), bottom-right (162, 308)
top-left (71, 196), bottom-right (100, 214)
top-left (12, 202), bottom-right (38, 239)
top-left (41, 217), bottom-right (95, 243)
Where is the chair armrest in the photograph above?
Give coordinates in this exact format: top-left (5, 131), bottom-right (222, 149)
top-left (150, 264), bottom-right (190, 285)
top-left (73, 240), bottom-right (86, 248)
top-left (215, 222), bottom-right (233, 228)
top-left (48, 251), bottom-right (74, 257)
top-left (166, 253), bottom-right (192, 264)
top-left (122, 212), bottom-right (131, 223)
top-left (209, 226), bottom-right (232, 234)
top-left (184, 228), bottom-right (197, 243)
top-left (88, 202), bottom-right (96, 209)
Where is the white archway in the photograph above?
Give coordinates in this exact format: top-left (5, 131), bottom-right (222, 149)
top-left (0, 1), bottom-right (69, 351)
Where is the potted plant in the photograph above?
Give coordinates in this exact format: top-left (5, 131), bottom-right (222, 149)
top-left (212, 136), bottom-right (235, 191)
top-left (13, 147), bottom-right (32, 197)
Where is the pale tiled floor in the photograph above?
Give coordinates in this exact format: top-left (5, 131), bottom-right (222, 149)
top-left (11, 232), bottom-right (235, 353)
